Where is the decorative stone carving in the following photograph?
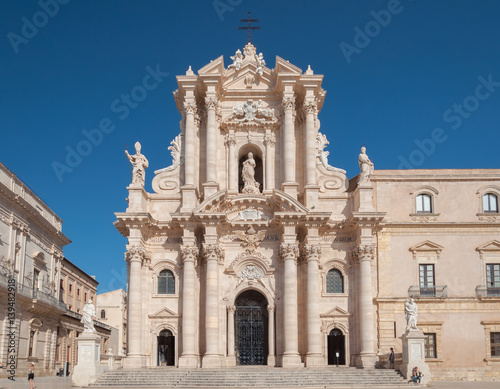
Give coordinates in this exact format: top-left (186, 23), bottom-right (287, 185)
top-left (280, 243), bottom-right (299, 262)
top-left (81, 299), bottom-right (96, 333)
top-left (228, 49), bottom-right (243, 70)
top-left (152, 134), bottom-right (184, 193)
top-left (405, 298), bottom-right (419, 332)
top-left (302, 244), bottom-right (322, 261)
top-left (125, 246), bottom-right (150, 264)
top-left (410, 214), bottom-right (439, 223)
top-left (232, 99), bottom-right (274, 123)
top-left (125, 142), bottom-right (149, 187)
top-left (255, 52), bottom-right (266, 76)
top-left (238, 264), bottom-right (264, 285)
top-left (205, 96), bottom-right (218, 111)
top-left (243, 42), bottom-right (256, 59)
top-left (241, 152), bottom-right (260, 194)
top-left (316, 132), bottom-right (346, 173)
top-left (180, 245), bottom-right (199, 263)
top-left (350, 245), bottom-right (375, 261)
top-left (358, 146), bottom-right (374, 184)
top-left (224, 134), bottom-right (236, 147)
top-left (282, 96), bottom-right (295, 111)
top-left (244, 73), bottom-right (255, 88)
top-left (227, 305), bottom-right (236, 313)
top-left (303, 101), bottom-right (317, 115)
top-left (264, 134), bottom-right (276, 147)
top-left (235, 227), bottom-right (266, 254)
top-left (183, 101), bottom-right (197, 115)
top-left (202, 244), bottom-right (224, 263)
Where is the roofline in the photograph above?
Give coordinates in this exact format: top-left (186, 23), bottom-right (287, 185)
top-left (62, 257), bottom-right (99, 286)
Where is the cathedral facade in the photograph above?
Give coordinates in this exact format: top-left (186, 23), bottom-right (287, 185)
top-left (115, 43), bottom-right (500, 379)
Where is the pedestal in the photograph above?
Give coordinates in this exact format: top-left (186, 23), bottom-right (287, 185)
top-left (281, 182), bottom-right (299, 199)
top-left (282, 354), bottom-right (303, 368)
top-left (72, 332), bottom-right (102, 387)
top-left (401, 330), bottom-right (432, 385)
top-left (180, 185), bottom-right (199, 212)
top-left (202, 182), bottom-right (219, 199)
top-left (303, 185), bottom-right (320, 208)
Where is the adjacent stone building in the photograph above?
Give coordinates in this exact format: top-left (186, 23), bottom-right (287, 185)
top-left (97, 289), bottom-right (127, 355)
top-left (114, 43), bottom-right (500, 379)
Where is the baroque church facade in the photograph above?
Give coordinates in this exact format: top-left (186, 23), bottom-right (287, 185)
top-left (115, 43), bottom-right (500, 379)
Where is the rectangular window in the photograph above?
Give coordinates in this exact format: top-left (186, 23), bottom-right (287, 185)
top-left (33, 269), bottom-right (40, 290)
top-left (419, 264), bottom-right (435, 296)
top-left (28, 330), bottom-right (35, 357)
top-left (77, 288), bottom-right (80, 299)
top-left (84, 292), bottom-right (88, 302)
top-left (69, 283), bottom-right (73, 295)
top-left (487, 264), bottom-right (500, 287)
top-left (491, 332), bottom-right (500, 357)
top-left (424, 333), bottom-right (437, 358)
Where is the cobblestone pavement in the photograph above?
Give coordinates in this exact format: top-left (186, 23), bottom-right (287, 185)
top-left (0, 376), bottom-right (499, 388)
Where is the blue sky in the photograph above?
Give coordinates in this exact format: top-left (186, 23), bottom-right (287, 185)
top-left (1, 0), bottom-right (499, 293)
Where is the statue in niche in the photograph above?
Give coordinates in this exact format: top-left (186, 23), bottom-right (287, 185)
top-left (81, 299), bottom-right (96, 333)
top-left (255, 52), bottom-right (266, 76)
top-left (404, 298), bottom-right (419, 332)
top-left (125, 141), bottom-right (149, 187)
top-left (228, 49), bottom-right (244, 70)
top-left (241, 152), bottom-right (260, 194)
top-left (358, 146), bottom-right (374, 183)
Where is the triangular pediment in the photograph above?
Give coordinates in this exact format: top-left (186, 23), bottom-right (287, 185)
top-left (476, 240), bottom-right (500, 253)
top-left (198, 55), bottom-right (225, 76)
top-left (223, 66), bottom-right (275, 91)
top-left (320, 306), bottom-right (351, 318)
top-left (409, 240), bottom-right (444, 253)
top-left (149, 307), bottom-right (179, 318)
top-left (275, 56), bottom-right (302, 75)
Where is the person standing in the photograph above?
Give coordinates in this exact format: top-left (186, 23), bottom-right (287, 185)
top-left (28, 362), bottom-right (35, 389)
top-left (389, 347), bottom-right (395, 369)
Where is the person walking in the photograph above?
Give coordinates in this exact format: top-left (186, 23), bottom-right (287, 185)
top-left (389, 347), bottom-right (395, 369)
top-left (28, 362), bottom-right (35, 389)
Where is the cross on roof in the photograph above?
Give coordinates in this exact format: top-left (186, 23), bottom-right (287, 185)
top-left (238, 11), bottom-right (260, 43)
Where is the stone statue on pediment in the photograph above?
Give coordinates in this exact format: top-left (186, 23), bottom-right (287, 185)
top-left (358, 146), bottom-right (374, 183)
top-left (125, 141), bottom-right (149, 187)
top-left (81, 299), bottom-right (96, 333)
top-left (255, 52), bottom-right (266, 76)
top-left (228, 49), bottom-right (243, 71)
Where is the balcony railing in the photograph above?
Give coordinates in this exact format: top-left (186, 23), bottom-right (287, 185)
top-left (0, 272), bottom-right (67, 311)
top-left (476, 285), bottom-right (500, 298)
top-left (408, 285), bottom-right (448, 298)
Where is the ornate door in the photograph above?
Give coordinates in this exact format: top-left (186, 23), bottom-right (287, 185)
top-left (234, 291), bottom-right (268, 365)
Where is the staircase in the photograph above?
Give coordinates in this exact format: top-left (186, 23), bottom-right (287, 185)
top-left (91, 367), bottom-right (409, 388)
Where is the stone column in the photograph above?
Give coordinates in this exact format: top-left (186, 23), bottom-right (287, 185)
top-left (303, 244), bottom-right (323, 366)
top-left (267, 305), bottom-right (276, 366)
top-left (264, 133), bottom-right (275, 192)
top-left (282, 97), bottom-right (296, 184)
top-left (204, 97), bottom-right (219, 197)
top-left (303, 101), bottom-right (317, 186)
top-left (202, 244), bottom-right (223, 368)
top-left (123, 246), bottom-right (148, 367)
top-left (280, 243), bottom-right (301, 367)
top-left (352, 245), bottom-right (377, 367)
top-left (227, 305), bottom-right (236, 366)
top-left (225, 134), bottom-right (237, 194)
top-left (181, 101), bottom-right (198, 211)
top-left (178, 245), bottom-right (199, 368)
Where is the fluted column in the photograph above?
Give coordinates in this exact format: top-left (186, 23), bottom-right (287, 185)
top-left (124, 246), bottom-right (149, 364)
top-left (282, 97), bottom-right (296, 184)
top-left (352, 245), bottom-right (377, 367)
top-left (183, 101), bottom-right (197, 186)
top-left (205, 97), bottom-right (217, 183)
top-left (264, 134), bottom-right (275, 191)
top-left (267, 305), bottom-right (276, 366)
top-left (303, 101), bottom-right (317, 186)
top-left (178, 245), bottom-right (199, 367)
top-left (225, 134), bottom-right (237, 193)
top-left (202, 244), bottom-right (223, 368)
top-left (303, 244), bottom-right (323, 366)
top-left (227, 305), bottom-right (236, 365)
top-left (280, 243), bottom-right (301, 367)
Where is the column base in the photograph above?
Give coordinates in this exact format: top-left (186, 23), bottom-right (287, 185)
top-left (267, 355), bottom-right (276, 367)
top-left (281, 182), bottom-right (299, 199)
top-left (202, 182), bottom-right (219, 199)
top-left (225, 355), bottom-right (237, 367)
top-left (180, 185), bottom-right (199, 212)
top-left (305, 354), bottom-right (325, 367)
top-left (123, 355), bottom-right (147, 368)
top-left (355, 353), bottom-right (378, 368)
top-left (202, 354), bottom-right (222, 368)
top-left (178, 355), bottom-right (199, 368)
top-left (282, 353), bottom-right (303, 368)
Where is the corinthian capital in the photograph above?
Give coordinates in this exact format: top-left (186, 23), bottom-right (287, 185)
top-left (303, 101), bottom-right (318, 115)
top-left (280, 242), bottom-right (299, 262)
top-left (125, 246), bottom-right (150, 264)
top-left (180, 245), bottom-right (199, 263)
top-left (202, 243), bottom-right (224, 263)
top-left (281, 96), bottom-right (295, 111)
top-left (302, 244), bottom-right (322, 261)
top-left (205, 96), bottom-right (218, 111)
top-left (350, 245), bottom-right (375, 261)
top-left (183, 101), bottom-right (197, 115)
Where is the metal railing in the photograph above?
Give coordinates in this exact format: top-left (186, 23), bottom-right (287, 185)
top-left (476, 285), bottom-right (500, 298)
top-left (0, 272), bottom-right (67, 311)
top-left (408, 285), bottom-right (448, 298)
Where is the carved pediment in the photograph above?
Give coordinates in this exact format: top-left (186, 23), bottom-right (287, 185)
top-left (409, 240), bottom-right (444, 260)
top-left (223, 67), bottom-right (275, 91)
top-left (149, 307), bottom-right (179, 318)
top-left (476, 240), bottom-right (500, 259)
top-left (197, 55), bottom-right (225, 76)
top-left (320, 306), bottom-right (351, 318)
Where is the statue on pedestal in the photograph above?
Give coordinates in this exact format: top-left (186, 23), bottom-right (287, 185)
top-left (241, 152), bottom-right (260, 194)
top-left (81, 299), bottom-right (96, 333)
top-left (358, 146), bottom-right (374, 183)
top-left (228, 49), bottom-right (243, 70)
top-left (125, 142), bottom-right (149, 187)
top-left (405, 298), bottom-right (419, 332)
top-left (255, 52), bottom-right (266, 76)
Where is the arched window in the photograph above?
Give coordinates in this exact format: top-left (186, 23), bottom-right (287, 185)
top-left (326, 269), bottom-right (344, 293)
top-left (158, 270), bottom-right (175, 294)
top-left (483, 193), bottom-right (499, 213)
top-left (100, 309), bottom-right (106, 319)
top-left (416, 194), bottom-right (432, 213)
